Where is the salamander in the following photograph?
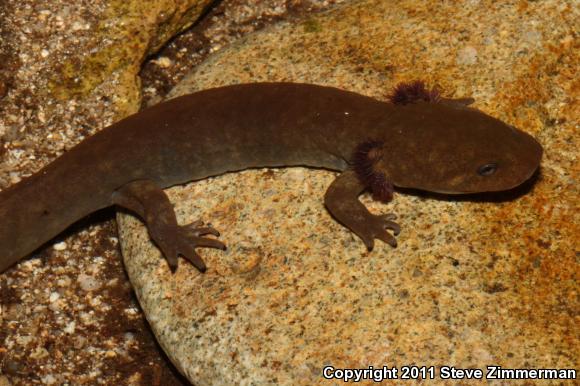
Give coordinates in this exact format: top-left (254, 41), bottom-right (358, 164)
top-left (0, 81), bottom-right (543, 273)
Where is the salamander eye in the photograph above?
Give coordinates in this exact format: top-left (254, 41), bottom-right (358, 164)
top-left (477, 163), bottom-right (497, 176)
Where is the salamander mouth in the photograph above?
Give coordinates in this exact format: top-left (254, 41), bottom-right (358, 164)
top-left (428, 189), bottom-right (469, 195)
top-left (410, 161), bottom-right (542, 196)
top-left (434, 164), bottom-right (541, 195)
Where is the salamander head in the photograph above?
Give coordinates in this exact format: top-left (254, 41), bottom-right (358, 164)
top-left (354, 89), bottom-right (543, 196)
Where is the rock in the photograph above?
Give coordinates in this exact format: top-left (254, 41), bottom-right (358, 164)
top-left (48, 0), bottom-right (214, 117)
top-left (118, 0), bottom-right (578, 384)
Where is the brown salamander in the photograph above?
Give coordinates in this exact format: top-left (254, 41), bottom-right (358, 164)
top-left (0, 81), bottom-right (543, 273)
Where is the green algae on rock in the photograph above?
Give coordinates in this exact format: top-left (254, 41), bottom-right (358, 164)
top-left (48, 0), bottom-right (213, 117)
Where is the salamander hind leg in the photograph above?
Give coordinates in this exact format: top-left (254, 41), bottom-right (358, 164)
top-left (112, 179), bottom-right (225, 273)
top-left (324, 170), bottom-right (400, 251)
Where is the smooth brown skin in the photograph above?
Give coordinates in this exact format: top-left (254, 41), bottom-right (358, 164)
top-left (0, 82), bottom-right (543, 273)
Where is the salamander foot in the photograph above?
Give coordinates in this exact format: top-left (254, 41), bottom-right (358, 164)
top-left (161, 222), bottom-right (226, 273)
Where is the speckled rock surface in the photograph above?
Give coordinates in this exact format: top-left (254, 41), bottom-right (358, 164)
top-left (118, 0), bottom-right (578, 384)
top-left (48, 0), bottom-right (214, 117)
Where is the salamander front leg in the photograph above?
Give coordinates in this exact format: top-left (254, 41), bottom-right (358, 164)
top-left (324, 170), bottom-right (400, 251)
top-left (112, 179), bottom-right (225, 273)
